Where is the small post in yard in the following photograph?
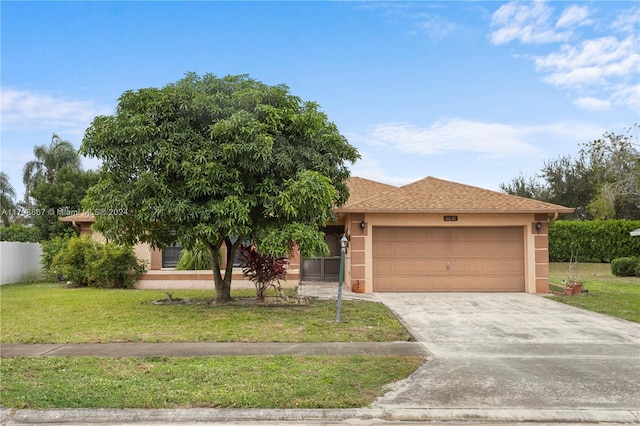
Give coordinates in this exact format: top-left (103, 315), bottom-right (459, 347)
top-left (336, 235), bottom-right (348, 323)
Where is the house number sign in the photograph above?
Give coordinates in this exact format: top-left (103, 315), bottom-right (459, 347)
top-left (444, 216), bottom-right (458, 221)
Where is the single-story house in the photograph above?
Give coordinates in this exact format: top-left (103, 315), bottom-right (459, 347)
top-left (61, 176), bottom-right (574, 293)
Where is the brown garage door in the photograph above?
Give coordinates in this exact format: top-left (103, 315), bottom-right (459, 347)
top-left (373, 227), bottom-right (525, 292)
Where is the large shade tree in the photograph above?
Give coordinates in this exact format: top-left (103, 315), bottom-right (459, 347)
top-left (81, 73), bottom-right (360, 302)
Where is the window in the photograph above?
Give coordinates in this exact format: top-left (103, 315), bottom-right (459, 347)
top-left (162, 243), bottom-right (183, 268)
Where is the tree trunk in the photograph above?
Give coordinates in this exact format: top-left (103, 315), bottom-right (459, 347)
top-left (208, 239), bottom-right (232, 304)
top-left (207, 237), bottom-right (242, 304)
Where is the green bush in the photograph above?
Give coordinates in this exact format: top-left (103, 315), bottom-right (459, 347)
top-left (0, 224), bottom-right (40, 242)
top-left (87, 243), bottom-right (146, 288)
top-left (549, 220), bottom-right (640, 262)
top-left (611, 257), bottom-right (639, 277)
top-left (52, 236), bottom-right (102, 286)
top-left (41, 235), bottom-right (72, 279)
top-left (52, 236), bottom-right (146, 288)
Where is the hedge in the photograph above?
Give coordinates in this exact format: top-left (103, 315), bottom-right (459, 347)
top-left (549, 220), bottom-right (640, 262)
top-left (0, 225), bottom-right (40, 242)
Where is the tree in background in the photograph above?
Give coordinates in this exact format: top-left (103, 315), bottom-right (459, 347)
top-left (0, 172), bottom-right (16, 226)
top-left (500, 126), bottom-right (639, 220)
top-left (81, 73), bottom-right (360, 303)
top-left (584, 125), bottom-right (639, 219)
top-left (22, 133), bottom-right (81, 207)
top-left (30, 166), bottom-right (100, 240)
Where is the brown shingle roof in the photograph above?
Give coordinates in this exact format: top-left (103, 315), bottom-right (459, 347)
top-left (338, 176), bottom-right (574, 214)
top-left (343, 177), bottom-right (397, 208)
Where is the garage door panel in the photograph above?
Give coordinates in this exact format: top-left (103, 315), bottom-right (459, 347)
top-left (373, 227), bottom-right (525, 292)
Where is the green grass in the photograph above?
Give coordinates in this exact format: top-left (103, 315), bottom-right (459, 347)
top-left (0, 355), bottom-right (424, 409)
top-left (548, 263), bottom-right (640, 323)
top-left (0, 283), bottom-right (411, 344)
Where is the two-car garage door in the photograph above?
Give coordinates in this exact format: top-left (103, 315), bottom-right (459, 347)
top-left (373, 227), bottom-right (525, 292)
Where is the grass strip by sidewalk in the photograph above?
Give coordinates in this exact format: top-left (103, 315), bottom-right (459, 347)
top-left (0, 283), bottom-right (411, 344)
top-left (548, 263), bottom-right (640, 323)
top-left (0, 355), bottom-right (424, 409)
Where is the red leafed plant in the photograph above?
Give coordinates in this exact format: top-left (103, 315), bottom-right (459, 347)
top-left (239, 245), bottom-right (289, 301)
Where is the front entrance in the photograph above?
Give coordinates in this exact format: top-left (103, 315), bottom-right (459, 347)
top-left (301, 226), bottom-right (345, 281)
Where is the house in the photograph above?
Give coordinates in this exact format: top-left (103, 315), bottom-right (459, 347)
top-left (329, 176), bottom-right (573, 294)
top-left (61, 176), bottom-right (574, 293)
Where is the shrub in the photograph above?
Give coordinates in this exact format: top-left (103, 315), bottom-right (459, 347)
top-left (52, 236), bottom-right (102, 286)
top-left (611, 257), bottom-right (639, 277)
top-left (176, 240), bottom-right (213, 270)
top-left (239, 245), bottom-right (288, 301)
top-left (549, 220), bottom-right (640, 262)
top-left (51, 236), bottom-right (146, 288)
top-left (41, 235), bottom-right (72, 279)
top-left (87, 243), bottom-right (146, 288)
top-left (0, 224), bottom-right (41, 242)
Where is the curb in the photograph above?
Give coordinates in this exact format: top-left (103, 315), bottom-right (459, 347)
top-left (2, 407), bottom-right (639, 424)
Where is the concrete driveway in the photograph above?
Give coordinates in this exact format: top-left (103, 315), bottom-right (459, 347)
top-left (374, 293), bottom-right (640, 415)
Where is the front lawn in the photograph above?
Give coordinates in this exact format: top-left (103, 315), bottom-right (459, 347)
top-left (0, 355), bottom-right (423, 409)
top-left (0, 282), bottom-right (422, 409)
top-left (0, 282), bottom-right (411, 344)
top-left (548, 263), bottom-right (640, 323)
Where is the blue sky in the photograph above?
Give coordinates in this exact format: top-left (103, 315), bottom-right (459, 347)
top-left (2, 1), bottom-right (639, 202)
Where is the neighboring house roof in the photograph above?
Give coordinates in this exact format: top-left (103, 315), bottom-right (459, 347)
top-left (337, 176), bottom-right (575, 214)
top-left (631, 228), bottom-right (640, 237)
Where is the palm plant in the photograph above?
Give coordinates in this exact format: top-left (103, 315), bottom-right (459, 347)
top-left (0, 171), bottom-right (16, 226)
top-left (22, 133), bottom-right (81, 206)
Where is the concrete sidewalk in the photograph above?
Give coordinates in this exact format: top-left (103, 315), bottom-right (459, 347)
top-left (0, 341), bottom-right (426, 358)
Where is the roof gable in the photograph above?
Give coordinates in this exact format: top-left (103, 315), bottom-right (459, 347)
top-left (339, 176), bottom-right (574, 214)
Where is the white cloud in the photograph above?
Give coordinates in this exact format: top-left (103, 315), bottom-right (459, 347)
top-left (490, 2), bottom-right (639, 111)
top-left (556, 5), bottom-right (592, 29)
top-left (535, 35), bottom-right (640, 94)
top-left (573, 97), bottom-right (611, 111)
top-left (355, 119), bottom-right (606, 160)
top-left (489, 1), bottom-right (572, 45)
top-left (1, 88), bottom-right (112, 135)
top-left (610, 7), bottom-right (640, 35)
top-left (359, 119), bottom-right (539, 159)
top-left (610, 83), bottom-right (640, 109)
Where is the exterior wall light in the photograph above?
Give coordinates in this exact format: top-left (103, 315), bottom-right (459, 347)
top-left (360, 220), bottom-right (366, 232)
top-left (536, 221), bottom-right (542, 233)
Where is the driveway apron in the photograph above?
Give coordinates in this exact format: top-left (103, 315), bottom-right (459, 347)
top-left (374, 293), bottom-right (640, 411)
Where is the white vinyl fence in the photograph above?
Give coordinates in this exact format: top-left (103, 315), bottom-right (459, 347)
top-left (0, 242), bottom-right (43, 284)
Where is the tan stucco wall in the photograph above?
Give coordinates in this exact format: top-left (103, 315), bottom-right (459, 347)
top-left (344, 212), bottom-right (548, 294)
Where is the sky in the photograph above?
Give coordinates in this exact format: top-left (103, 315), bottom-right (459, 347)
top-left (1, 1), bottom-right (639, 203)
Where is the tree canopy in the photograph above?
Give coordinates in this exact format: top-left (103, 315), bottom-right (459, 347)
top-left (22, 133), bottom-right (81, 207)
top-left (30, 166), bottom-right (99, 240)
top-left (500, 125), bottom-right (639, 220)
top-left (81, 73), bottom-right (360, 302)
